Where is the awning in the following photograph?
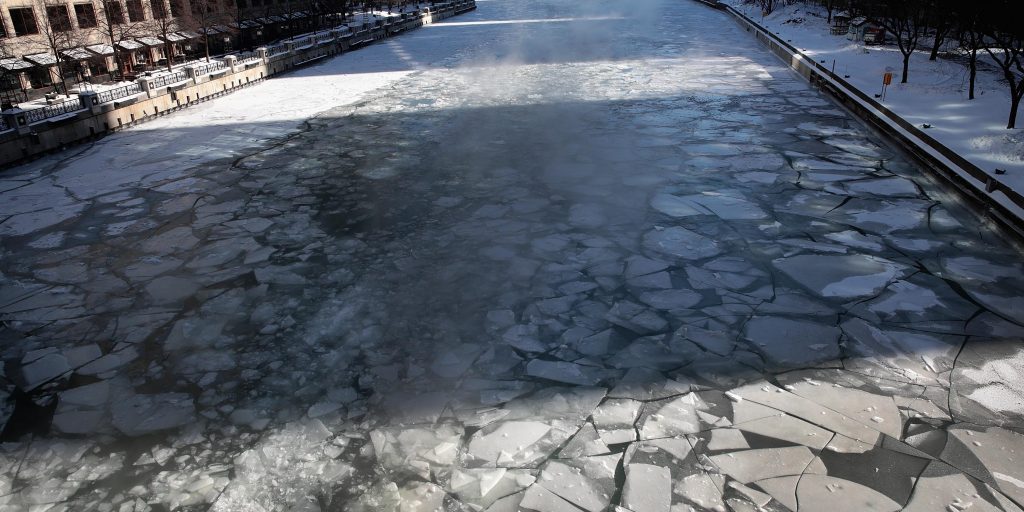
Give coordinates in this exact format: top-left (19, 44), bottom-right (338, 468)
top-left (61, 47), bottom-right (93, 60)
top-left (116, 40), bottom-right (145, 50)
top-left (137, 36), bottom-right (164, 46)
top-left (268, 15), bottom-right (287, 23)
top-left (198, 27), bottom-right (221, 35)
top-left (23, 53), bottom-right (58, 66)
top-left (86, 43), bottom-right (115, 56)
top-left (176, 30), bottom-right (201, 39)
top-left (161, 32), bottom-right (187, 42)
top-left (212, 24), bottom-right (233, 33)
top-left (238, 19), bottom-right (261, 28)
top-left (0, 58), bottom-right (33, 71)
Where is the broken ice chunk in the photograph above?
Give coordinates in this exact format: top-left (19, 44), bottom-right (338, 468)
top-left (111, 392), bottom-right (195, 436)
top-left (592, 399), bottom-right (642, 445)
top-left (642, 227), bottom-right (722, 261)
top-left (622, 464), bottom-right (671, 512)
top-left (525, 360), bottom-right (611, 386)
top-left (638, 394), bottom-right (702, 439)
top-left (772, 254), bottom-right (908, 299)
top-left (467, 421), bottom-right (552, 468)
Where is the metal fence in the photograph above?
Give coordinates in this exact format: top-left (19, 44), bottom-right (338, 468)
top-left (150, 71), bottom-right (188, 89)
top-left (96, 83), bottom-right (142, 104)
top-left (0, 117), bottom-right (9, 132)
top-left (25, 98), bottom-right (85, 124)
top-left (267, 44), bottom-right (290, 56)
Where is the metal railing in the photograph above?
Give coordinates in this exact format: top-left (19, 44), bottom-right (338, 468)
top-left (96, 83), bottom-right (142, 104)
top-left (194, 60), bottom-right (227, 76)
top-left (25, 98), bottom-right (85, 124)
top-left (267, 44), bottom-right (290, 56)
top-left (720, 3), bottom-right (1024, 223)
top-left (0, 117), bottom-right (9, 132)
top-left (237, 50), bottom-right (261, 63)
top-left (150, 71), bottom-right (188, 89)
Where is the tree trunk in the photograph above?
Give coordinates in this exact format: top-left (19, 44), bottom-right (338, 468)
top-left (929, 31), bottom-right (943, 60)
top-left (901, 52), bottom-right (910, 83)
top-left (1008, 92), bottom-right (1020, 129)
top-left (165, 41), bottom-right (173, 72)
top-left (968, 47), bottom-right (977, 100)
top-left (109, 30), bottom-right (126, 79)
top-left (204, 33), bottom-right (211, 62)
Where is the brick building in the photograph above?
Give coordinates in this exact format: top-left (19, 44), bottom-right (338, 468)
top-left (0, 0), bottom-right (327, 105)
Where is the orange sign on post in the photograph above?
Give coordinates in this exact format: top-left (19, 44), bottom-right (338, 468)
top-left (883, 72), bottom-right (893, 85)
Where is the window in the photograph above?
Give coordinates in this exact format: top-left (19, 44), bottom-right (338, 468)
top-left (126, 0), bottom-right (145, 21)
top-left (149, 0), bottom-right (166, 18)
top-left (235, 0), bottom-right (246, 9)
top-left (169, 0), bottom-right (183, 17)
top-left (74, 3), bottom-right (97, 27)
top-left (0, 18), bottom-right (8, 37)
top-left (46, 4), bottom-right (73, 32)
top-left (104, 0), bottom-right (124, 24)
top-left (9, 7), bottom-right (38, 35)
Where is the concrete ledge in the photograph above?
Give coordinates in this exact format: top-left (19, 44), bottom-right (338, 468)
top-left (715, 1), bottom-right (1024, 238)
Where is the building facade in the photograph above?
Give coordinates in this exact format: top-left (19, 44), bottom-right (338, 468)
top-left (0, 0), bottom-right (324, 105)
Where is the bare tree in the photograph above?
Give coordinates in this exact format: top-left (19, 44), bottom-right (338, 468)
top-left (148, 0), bottom-right (182, 71)
top-left (871, 0), bottom-right (929, 83)
top-left (182, 0), bottom-right (221, 61)
top-left (96, 0), bottom-right (148, 78)
top-left (0, 37), bottom-right (22, 107)
top-left (33, 0), bottom-right (90, 96)
top-left (984, 19), bottom-right (1024, 129)
top-left (925, 0), bottom-right (954, 60)
top-left (957, 7), bottom-right (986, 100)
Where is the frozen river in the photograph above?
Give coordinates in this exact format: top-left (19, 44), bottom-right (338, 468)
top-left (3, 0), bottom-right (1024, 510)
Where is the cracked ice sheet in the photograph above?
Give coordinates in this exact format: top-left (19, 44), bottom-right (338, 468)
top-left (3, 0), bottom-right (1024, 509)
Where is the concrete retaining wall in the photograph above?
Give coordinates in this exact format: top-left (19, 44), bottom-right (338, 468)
top-left (0, 0), bottom-right (476, 169)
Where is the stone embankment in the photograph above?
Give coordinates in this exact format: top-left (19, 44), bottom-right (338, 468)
top-left (0, 0), bottom-right (477, 168)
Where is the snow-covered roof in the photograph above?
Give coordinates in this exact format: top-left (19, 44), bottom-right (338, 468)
top-left (24, 53), bottom-right (57, 66)
top-left (137, 36), bottom-right (164, 46)
top-left (161, 32), bottom-right (187, 42)
top-left (0, 57), bottom-right (33, 71)
top-left (177, 30), bottom-right (201, 39)
top-left (116, 40), bottom-right (145, 50)
top-left (61, 48), bottom-right (93, 60)
top-left (86, 43), bottom-right (115, 55)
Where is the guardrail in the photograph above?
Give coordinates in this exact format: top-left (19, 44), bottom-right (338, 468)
top-left (717, 2), bottom-right (1024, 228)
top-left (96, 83), bottom-right (143, 104)
top-left (24, 98), bottom-right (84, 124)
top-left (150, 71), bottom-right (188, 89)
